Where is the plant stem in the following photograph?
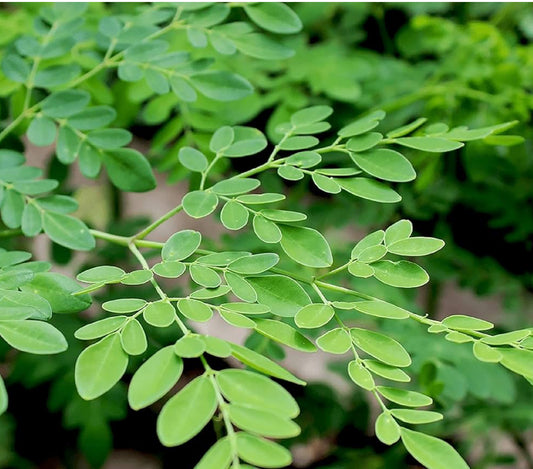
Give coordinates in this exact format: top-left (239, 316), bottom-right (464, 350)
top-left (133, 204), bottom-right (183, 240)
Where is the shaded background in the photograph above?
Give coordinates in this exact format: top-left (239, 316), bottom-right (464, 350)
top-left (1, 2), bottom-right (533, 469)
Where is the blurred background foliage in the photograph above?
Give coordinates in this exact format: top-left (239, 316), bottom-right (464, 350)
top-left (1, 2), bottom-right (533, 468)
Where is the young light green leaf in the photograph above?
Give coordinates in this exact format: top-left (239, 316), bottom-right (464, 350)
top-left (144, 301), bottom-right (176, 327)
top-left (220, 310), bottom-right (256, 329)
top-left (375, 412), bottom-right (400, 445)
top-left (120, 318), bottom-right (147, 355)
top-left (228, 253), bottom-right (279, 275)
top-left (353, 300), bottom-right (411, 320)
top-left (400, 428), bottom-right (469, 469)
top-left (236, 433), bottom-right (292, 468)
top-left (102, 149), bottom-right (156, 192)
top-left (372, 260), bottom-right (429, 288)
top-left (481, 329), bottom-right (530, 346)
top-left (194, 437), bottom-right (231, 469)
top-left (338, 178), bottom-right (401, 203)
top-left (291, 106), bottom-right (333, 126)
top-left (391, 409), bottom-right (443, 424)
top-left (229, 404), bottom-right (300, 438)
top-left (190, 264), bottom-right (221, 288)
top-left (75, 316), bottom-right (128, 340)
top-left (254, 318), bottom-right (316, 352)
top-left (0, 375), bottom-right (7, 415)
top-left (225, 271), bottom-right (258, 303)
top-left (351, 149), bottom-right (415, 182)
top-left (395, 137), bottom-right (463, 153)
top-left (157, 376), bottom-right (217, 446)
top-left (177, 298), bottom-right (213, 322)
top-left (442, 315), bottom-right (493, 331)
top-left (102, 298), bottom-right (146, 313)
top-left (385, 219), bottom-right (413, 245)
top-left (377, 386), bottom-right (432, 407)
top-left (230, 343), bottom-right (306, 385)
top-left (77, 266), bottom-right (125, 284)
top-left (499, 349), bottom-right (533, 380)
top-left (279, 225), bottom-right (333, 268)
top-left (220, 201), bottom-right (249, 230)
top-left (387, 237), bottom-right (445, 256)
top-left (174, 335), bottom-right (206, 358)
top-left (0, 320), bottom-right (67, 354)
top-left (128, 346), bottom-right (183, 410)
top-left (121, 269), bottom-right (153, 285)
top-left (253, 215), bottom-right (282, 243)
top-left (162, 230), bottom-right (202, 261)
top-left (351, 328), bottom-right (411, 367)
top-left (201, 336), bottom-right (232, 358)
top-left (346, 132), bottom-right (383, 152)
top-left (316, 328), bottom-right (351, 354)
top-left (182, 191), bottom-right (219, 218)
top-left (223, 126), bottom-right (267, 157)
top-left (210, 126), bottom-right (234, 153)
top-left (75, 334), bottom-right (128, 400)
top-left (217, 368), bottom-right (299, 417)
top-left (42, 212), bottom-right (95, 251)
top-left (191, 71), bottom-right (253, 101)
top-left (221, 303), bottom-right (270, 315)
top-left (27, 116), bottom-right (56, 146)
top-left (178, 147), bottom-right (208, 172)
top-left (348, 360), bottom-right (375, 391)
top-left (152, 261), bottom-right (186, 278)
top-left (247, 275), bottom-right (311, 317)
top-left (212, 178), bottom-right (261, 196)
top-left (295, 304), bottom-right (334, 329)
top-left (363, 359), bottom-right (411, 382)
top-left (244, 2), bottom-right (302, 34)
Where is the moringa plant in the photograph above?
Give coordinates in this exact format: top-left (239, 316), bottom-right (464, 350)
top-left (0, 3), bottom-right (531, 469)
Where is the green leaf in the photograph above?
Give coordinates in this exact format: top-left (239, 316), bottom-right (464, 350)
top-left (75, 316), bottom-right (128, 340)
top-left (278, 165), bottom-right (304, 181)
top-left (20, 272), bottom-right (91, 313)
top-left (212, 178), bottom-right (261, 196)
top-left (34, 64), bottom-right (80, 87)
top-left (128, 346), bottom-right (183, 410)
top-left (87, 129), bottom-right (132, 149)
top-left (316, 328), bottom-right (351, 354)
top-left (0, 289), bottom-right (51, 320)
top-left (0, 320), bottom-right (67, 354)
top-left (348, 360), bottom-right (375, 391)
top-left (77, 266), bottom-right (125, 284)
top-left (220, 310), bottom-right (256, 328)
top-left (229, 404), bottom-right (300, 438)
top-left (384, 220), bottom-right (413, 245)
top-left (357, 245), bottom-right (387, 263)
top-left (348, 262), bottom-right (374, 278)
top-left (386, 118), bottom-right (427, 138)
top-left (152, 261), bottom-right (186, 278)
top-left (351, 149), bottom-right (415, 182)
top-left (192, 71), bottom-right (253, 101)
top-left (254, 318), bottom-right (316, 352)
top-left (197, 252), bottom-right (251, 266)
top-left (244, 3), bottom-right (302, 33)
top-left (177, 298), bottom-right (213, 322)
top-left (377, 387), bottom-right (432, 407)
top-left (391, 409), bottom-right (443, 424)
top-left (225, 272), bottom-right (257, 302)
top-left (68, 106), bottom-right (117, 130)
top-left (295, 304), bottom-right (334, 329)
top-left (1, 191), bottom-right (25, 228)
top-left (120, 319), bottom-right (147, 355)
top-left (223, 126), bottom-right (268, 157)
top-left (442, 315), bottom-right (493, 331)
top-left (190, 264), bottom-right (222, 288)
top-left (143, 301), bottom-right (175, 327)
top-left (236, 433), bottom-right (292, 468)
top-left (230, 343), bottom-right (305, 385)
top-left (210, 126), bottom-right (234, 153)
top-left (247, 275), bottom-right (311, 318)
top-left (233, 33), bottom-right (294, 60)
top-left (338, 111), bottom-right (385, 137)
top-left (351, 230), bottom-right (385, 258)
top-left (372, 260), bottom-right (429, 288)
top-left (387, 237), bottom-right (445, 256)
top-left (102, 298), bottom-right (146, 313)
top-left (121, 269), bottom-right (153, 285)
top-left (162, 230), bottom-right (202, 261)
top-left (201, 336), bottom-right (232, 358)
top-left (217, 368), bottom-right (299, 417)
top-left (42, 212), bottom-right (95, 251)
top-left (238, 193), bottom-right (285, 205)
top-left (170, 76), bottom-right (197, 101)
top-left (279, 136), bottom-right (319, 151)
top-left (279, 225), bottom-right (333, 268)
top-left (228, 253), bottom-right (279, 275)
top-left (353, 300), bottom-right (410, 320)
top-left (253, 215), bottom-right (282, 243)
top-left (395, 137), bottom-right (463, 152)
top-left (286, 151), bottom-right (322, 168)
top-left (312, 173), bottom-right (341, 194)
top-left (182, 191), bottom-right (219, 218)
top-left (174, 335), bottom-right (206, 358)
top-left (221, 201), bottom-right (249, 230)
top-left (350, 328), bottom-right (411, 367)
top-left (13, 179), bottom-right (58, 195)
top-left (41, 90), bottom-right (90, 118)
top-left (78, 143), bottom-right (101, 178)
top-left (221, 303), bottom-right (270, 315)
top-left (194, 438), bottom-right (231, 469)
top-left (498, 349), bottom-right (533, 379)
top-left (2, 54), bottom-right (30, 83)
top-left (27, 116), bottom-right (56, 146)
top-left (400, 428), bottom-right (469, 469)
top-left (178, 147), bottom-right (208, 172)
top-left (338, 178), bottom-right (401, 203)
top-left (102, 149), bottom-right (156, 192)
top-left (75, 334), bottom-right (129, 400)
top-left (346, 132), bottom-right (383, 152)
top-left (375, 412), bottom-right (400, 445)
top-left (157, 376), bottom-right (217, 446)
top-left (0, 375), bottom-right (7, 415)
top-left (291, 106), bottom-right (333, 126)
top-left (481, 330), bottom-right (530, 346)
